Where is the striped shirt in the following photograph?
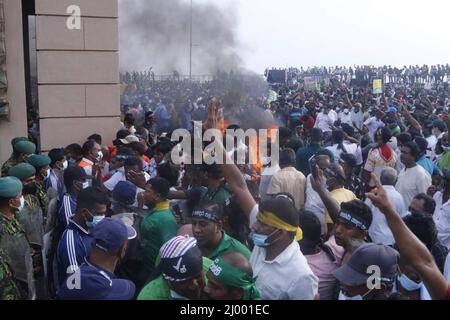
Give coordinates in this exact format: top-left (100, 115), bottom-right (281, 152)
top-left (56, 219), bottom-right (92, 288)
top-left (58, 194), bottom-right (77, 229)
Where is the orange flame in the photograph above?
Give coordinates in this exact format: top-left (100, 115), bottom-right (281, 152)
top-left (218, 119), bottom-right (230, 134)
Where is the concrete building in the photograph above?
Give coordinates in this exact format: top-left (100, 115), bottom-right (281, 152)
top-left (0, 0), bottom-right (120, 164)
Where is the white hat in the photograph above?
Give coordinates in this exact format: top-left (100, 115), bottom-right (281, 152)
top-left (120, 135), bottom-right (140, 145)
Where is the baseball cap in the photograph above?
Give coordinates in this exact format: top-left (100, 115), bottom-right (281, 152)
top-left (92, 218), bottom-right (136, 253)
top-left (386, 106), bottom-right (397, 113)
top-left (333, 243), bottom-right (399, 286)
top-left (112, 181), bottom-right (137, 206)
top-left (58, 263), bottom-right (136, 300)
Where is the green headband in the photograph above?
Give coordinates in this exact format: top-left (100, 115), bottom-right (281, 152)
top-left (209, 258), bottom-right (260, 300)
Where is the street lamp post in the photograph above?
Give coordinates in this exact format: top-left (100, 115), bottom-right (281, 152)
top-left (189, 0), bottom-right (193, 81)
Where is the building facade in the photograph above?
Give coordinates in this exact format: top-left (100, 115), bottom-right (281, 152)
top-left (0, 0), bottom-right (120, 163)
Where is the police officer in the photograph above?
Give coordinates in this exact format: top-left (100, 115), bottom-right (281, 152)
top-left (1, 138), bottom-right (36, 177)
top-left (0, 176), bottom-right (35, 299)
top-left (57, 218), bottom-right (136, 300)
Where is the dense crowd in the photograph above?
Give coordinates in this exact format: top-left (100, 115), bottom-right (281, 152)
top-left (1, 65), bottom-right (450, 300)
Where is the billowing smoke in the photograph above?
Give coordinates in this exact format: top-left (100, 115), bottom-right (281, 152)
top-left (119, 0), bottom-right (242, 75)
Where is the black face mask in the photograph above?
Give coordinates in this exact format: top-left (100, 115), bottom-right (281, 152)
top-left (23, 182), bottom-right (37, 195)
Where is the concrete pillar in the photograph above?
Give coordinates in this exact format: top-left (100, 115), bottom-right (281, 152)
top-left (35, 0), bottom-right (120, 152)
top-left (0, 0), bottom-right (28, 164)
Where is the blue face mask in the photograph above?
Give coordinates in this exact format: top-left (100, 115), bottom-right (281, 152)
top-left (251, 228), bottom-right (280, 248)
top-left (85, 210), bottom-right (105, 229)
top-left (398, 273), bottom-right (422, 291)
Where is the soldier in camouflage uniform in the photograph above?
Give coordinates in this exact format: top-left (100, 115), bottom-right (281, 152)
top-left (8, 164), bottom-right (47, 298)
top-left (0, 248), bottom-right (21, 300)
top-left (26, 155), bottom-right (51, 214)
top-left (1, 139), bottom-right (36, 177)
top-left (0, 176), bottom-right (35, 300)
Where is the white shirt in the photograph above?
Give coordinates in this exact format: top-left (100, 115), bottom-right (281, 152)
top-left (259, 164), bottom-right (280, 201)
top-left (249, 205), bottom-right (319, 300)
top-left (340, 112), bottom-right (352, 126)
top-left (314, 112), bottom-right (333, 133)
top-left (433, 191), bottom-right (450, 249)
top-left (395, 165), bottom-right (432, 208)
top-left (366, 185), bottom-right (407, 245)
top-left (305, 174), bottom-right (327, 235)
top-left (328, 110), bottom-right (338, 123)
top-left (104, 170), bottom-right (150, 191)
top-left (350, 109), bottom-right (364, 129)
top-left (425, 135), bottom-right (437, 161)
top-left (364, 117), bottom-right (385, 141)
top-left (326, 142), bottom-right (363, 165)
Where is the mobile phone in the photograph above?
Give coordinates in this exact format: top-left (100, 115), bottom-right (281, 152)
top-left (309, 155), bottom-right (318, 178)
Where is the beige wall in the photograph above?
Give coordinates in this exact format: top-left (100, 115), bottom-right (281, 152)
top-left (0, 0), bottom-right (28, 164)
top-left (36, 0), bottom-right (120, 152)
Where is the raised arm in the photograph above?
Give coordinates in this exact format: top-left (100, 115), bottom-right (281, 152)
top-left (205, 99), bottom-right (256, 216)
top-left (401, 108), bottom-right (422, 132)
top-left (310, 166), bottom-right (340, 223)
top-left (366, 173), bottom-right (448, 300)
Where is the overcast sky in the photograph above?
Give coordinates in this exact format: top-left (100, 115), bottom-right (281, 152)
top-left (120, 0), bottom-right (450, 74)
top-left (193, 0), bottom-right (450, 74)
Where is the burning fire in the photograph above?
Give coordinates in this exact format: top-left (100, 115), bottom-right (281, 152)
top-left (218, 119), bottom-right (230, 134)
top-left (250, 125), bottom-right (279, 181)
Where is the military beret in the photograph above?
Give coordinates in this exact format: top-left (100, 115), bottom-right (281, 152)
top-left (13, 141), bottom-right (36, 154)
top-left (11, 137), bottom-right (29, 147)
top-left (27, 154), bottom-right (51, 168)
top-left (8, 163), bottom-right (36, 180)
top-left (0, 177), bottom-right (23, 198)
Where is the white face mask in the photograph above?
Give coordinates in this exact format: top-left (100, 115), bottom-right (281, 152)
top-left (338, 289), bottom-right (371, 301)
top-left (62, 160), bottom-right (68, 170)
top-left (96, 151), bottom-right (103, 162)
top-left (398, 273), bottom-right (422, 291)
top-left (11, 196), bottom-right (25, 211)
top-left (44, 169), bottom-right (51, 179)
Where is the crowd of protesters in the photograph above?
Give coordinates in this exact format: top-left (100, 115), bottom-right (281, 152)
top-left (272, 64), bottom-right (450, 85)
top-left (1, 65), bottom-right (450, 300)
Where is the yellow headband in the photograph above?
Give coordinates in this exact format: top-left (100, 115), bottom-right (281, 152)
top-left (257, 211), bottom-right (303, 241)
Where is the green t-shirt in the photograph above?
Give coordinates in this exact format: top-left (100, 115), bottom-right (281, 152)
top-left (137, 257), bottom-right (212, 300)
top-left (208, 232), bottom-right (251, 261)
top-left (140, 203), bottom-right (178, 273)
top-left (438, 150), bottom-right (450, 170)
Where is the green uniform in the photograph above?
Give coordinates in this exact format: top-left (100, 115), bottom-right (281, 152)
top-left (137, 257), bottom-right (212, 300)
top-left (208, 232), bottom-right (251, 261)
top-left (16, 195), bottom-right (44, 247)
top-left (140, 200), bottom-right (178, 273)
top-left (0, 212), bottom-right (34, 299)
top-left (1, 157), bottom-right (20, 177)
top-left (35, 181), bottom-right (48, 214)
top-left (0, 248), bottom-right (21, 300)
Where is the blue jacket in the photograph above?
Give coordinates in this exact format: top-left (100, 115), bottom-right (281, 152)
top-left (56, 219), bottom-right (93, 288)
